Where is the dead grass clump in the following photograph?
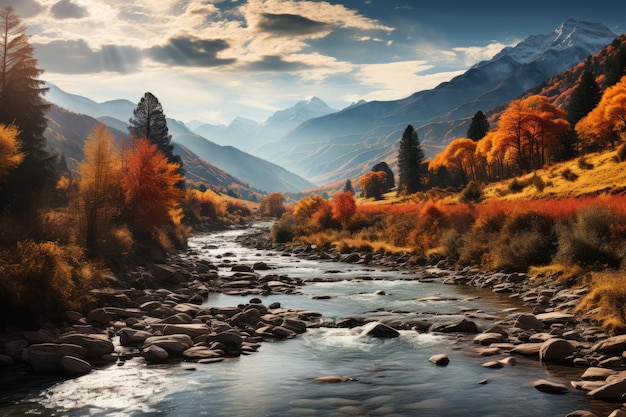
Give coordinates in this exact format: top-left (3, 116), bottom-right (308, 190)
top-left (0, 241), bottom-right (104, 326)
top-left (555, 205), bottom-right (621, 268)
top-left (575, 271), bottom-right (626, 335)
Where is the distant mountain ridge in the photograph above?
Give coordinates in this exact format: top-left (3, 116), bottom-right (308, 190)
top-left (43, 84), bottom-right (312, 193)
top-left (255, 19), bottom-right (619, 184)
top-left (43, 104), bottom-right (262, 198)
top-left (191, 96), bottom-right (338, 152)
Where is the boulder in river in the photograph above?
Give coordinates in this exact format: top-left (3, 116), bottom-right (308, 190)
top-left (360, 322), bottom-right (400, 338)
top-left (432, 319), bottom-right (478, 334)
top-left (429, 354), bottom-right (450, 366)
top-left (532, 379), bottom-right (569, 394)
top-left (142, 345), bottom-right (169, 363)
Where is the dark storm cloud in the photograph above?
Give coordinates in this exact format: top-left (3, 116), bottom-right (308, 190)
top-left (243, 55), bottom-right (311, 72)
top-left (34, 39), bottom-right (142, 74)
top-left (256, 13), bottom-right (329, 37)
top-left (0, 0), bottom-right (43, 17)
top-left (146, 36), bottom-right (236, 67)
top-left (50, 0), bottom-right (89, 19)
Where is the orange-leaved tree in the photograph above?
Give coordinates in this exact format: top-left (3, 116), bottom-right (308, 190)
top-left (332, 191), bottom-right (356, 228)
top-left (78, 125), bottom-right (122, 250)
top-left (121, 138), bottom-right (184, 232)
top-left (260, 192), bottom-right (286, 218)
top-left (359, 171), bottom-right (387, 199)
top-left (0, 123), bottom-right (24, 183)
top-left (429, 138), bottom-right (477, 185)
top-left (576, 75), bottom-right (626, 150)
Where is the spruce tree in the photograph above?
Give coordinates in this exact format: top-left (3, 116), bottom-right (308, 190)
top-left (129, 92), bottom-right (184, 187)
top-left (566, 70), bottom-right (601, 127)
top-left (0, 6), bottom-right (52, 211)
top-left (397, 124), bottom-right (425, 195)
top-left (343, 179), bottom-right (354, 194)
top-left (467, 111), bottom-right (490, 141)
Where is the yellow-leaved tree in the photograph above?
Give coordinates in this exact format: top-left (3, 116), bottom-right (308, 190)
top-left (78, 124), bottom-right (122, 251)
top-left (0, 123), bottom-right (24, 183)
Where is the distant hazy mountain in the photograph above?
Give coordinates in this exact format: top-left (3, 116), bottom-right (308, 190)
top-left (44, 82), bottom-right (136, 122)
top-left (44, 104), bottom-right (262, 198)
top-left (258, 19), bottom-right (618, 184)
top-left (191, 97), bottom-right (338, 152)
top-left (168, 120), bottom-right (312, 193)
top-left (43, 84), bottom-right (312, 193)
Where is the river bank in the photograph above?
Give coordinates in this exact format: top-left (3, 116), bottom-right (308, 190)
top-left (235, 223), bottom-right (626, 416)
top-left (1, 222), bottom-right (626, 416)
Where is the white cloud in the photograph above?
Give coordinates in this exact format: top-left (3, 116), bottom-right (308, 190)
top-left (453, 41), bottom-right (513, 65)
top-left (353, 60), bottom-right (464, 101)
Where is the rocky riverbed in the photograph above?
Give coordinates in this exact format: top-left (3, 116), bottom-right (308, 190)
top-left (235, 225), bottom-right (626, 417)
top-left (2, 223), bottom-right (626, 416)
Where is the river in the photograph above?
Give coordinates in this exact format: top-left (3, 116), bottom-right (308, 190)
top-left (0, 223), bottom-right (616, 416)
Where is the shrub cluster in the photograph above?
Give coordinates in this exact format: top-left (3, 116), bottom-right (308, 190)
top-left (272, 195), bottom-right (626, 273)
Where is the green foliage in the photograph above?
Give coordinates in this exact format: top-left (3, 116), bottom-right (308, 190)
top-left (397, 125), bottom-right (426, 195)
top-left (129, 92), bottom-right (184, 187)
top-left (467, 110), bottom-right (490, 141)
top-left (343, 179), bottom-right (354, 194)
top-left (566, 70), bottom-right (601, 127)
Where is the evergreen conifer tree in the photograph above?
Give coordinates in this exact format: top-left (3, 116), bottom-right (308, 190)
top-left (467, 111), bottom-right (490, 141)
top-left (129, 92), bottom-right (184, 187)
top-left (0, 6), bottom-right (52, 211)
top-left (343, 179), bottom-right (354, 194)
top-left (566, 71), bottom-right (601, 127)
top-left (397, 125), bottom-right (425, 195)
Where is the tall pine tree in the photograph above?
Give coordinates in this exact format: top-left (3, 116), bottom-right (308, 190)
top-left (397, 125), bottom-right (425, 195)
top-left (0, 6), bottom-right (52, 211)
top-left (128, 92), bottom-right (184, 187)
top-left (566, 70), bottom-right (601, 127)
top-left (467, 110), bottom-right (490, 141)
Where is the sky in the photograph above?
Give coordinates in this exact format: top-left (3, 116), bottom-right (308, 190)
top-left (4, 0), bottom-right (626, 125)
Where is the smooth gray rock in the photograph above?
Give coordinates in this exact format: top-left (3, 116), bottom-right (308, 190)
top-left (142, 345), bottom-right (169, 363)
top-left (28, 343), bottom-right (87, 372)
top-left (532, 379), bottom-right (568, 394)
top-left (539, 338), bottom-right (575, 362)
top-left (429, 354), bottom-right (450, 366)
top-left (55, 333), bottom-right (114, 357)
top-left (60, 355), bottom-right (91, 375)
top-left (592, 335), bottom-right (626, 355)
top-left (513, 314), bottom-right (543, 330)
top-left (588, 378), bottom-right (626, 400)
top-left (360, 322), bottom-right (400, 338)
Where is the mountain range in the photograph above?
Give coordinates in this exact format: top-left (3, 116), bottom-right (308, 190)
top-left (254, 19), bottom-right (619, 184)
top-left (43, 84), bottom-right (313, 193)
top-left (42, 18), bottom-right (622, 193)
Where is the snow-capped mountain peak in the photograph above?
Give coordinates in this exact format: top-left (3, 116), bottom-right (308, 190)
top-left (488, 19), bottom-right (617, 66)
